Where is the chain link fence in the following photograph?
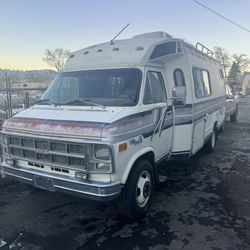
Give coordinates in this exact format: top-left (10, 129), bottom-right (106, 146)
top-left (0, 72), bottom-right (55, 163)
top-left (0, 85), bottom-right (48, 126)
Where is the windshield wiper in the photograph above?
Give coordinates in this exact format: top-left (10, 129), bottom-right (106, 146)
top-left (64, 99), bottom-right (105, 109)
top-left (36, 99), bottom-right (56, 106)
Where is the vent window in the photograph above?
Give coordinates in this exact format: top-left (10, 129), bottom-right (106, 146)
top-left (150, 41), bottom-right (183, 59)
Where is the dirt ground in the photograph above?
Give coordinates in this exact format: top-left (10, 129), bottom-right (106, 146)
top-left (1, 97), bottom-right (250, 250)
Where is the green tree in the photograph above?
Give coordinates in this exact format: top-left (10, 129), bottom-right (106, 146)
top-left (43, 48), bottom-right (70, 72)
top-left (227, 62), bottom-right (240, 82)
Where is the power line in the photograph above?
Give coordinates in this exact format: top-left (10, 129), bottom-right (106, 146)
top-left (192, 0), bottom-right (250, 33)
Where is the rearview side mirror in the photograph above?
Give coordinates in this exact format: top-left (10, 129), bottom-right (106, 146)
top-left (171, 86), bottom-right (187, 106)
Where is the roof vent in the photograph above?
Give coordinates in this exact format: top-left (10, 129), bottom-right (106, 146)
top-left (132, 31), bottom-right (172, 40)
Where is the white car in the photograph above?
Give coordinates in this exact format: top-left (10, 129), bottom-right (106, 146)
top-left (225, 85), bottom-right (238, 122)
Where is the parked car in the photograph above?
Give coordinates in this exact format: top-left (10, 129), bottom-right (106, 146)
top-left (226, 84), bottom-right (238, 122)
top-left (235, 90), bottom-right (243, 98)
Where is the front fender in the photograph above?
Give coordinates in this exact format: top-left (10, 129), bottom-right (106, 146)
top-left (120, 146), bottom-right (154, 184)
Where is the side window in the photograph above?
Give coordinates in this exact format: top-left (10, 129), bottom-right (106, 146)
top-left (202, 70), bottom-right (211, 96)
top-left (174, 68), bottom-right (186, 87)
top-left (193, 67), bottom-right (211, 98)
top-left (143, 71), bottom-right (167, 104)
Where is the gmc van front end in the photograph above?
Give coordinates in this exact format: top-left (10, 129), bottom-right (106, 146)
top-left (0, 133), bottom-right (121, 201)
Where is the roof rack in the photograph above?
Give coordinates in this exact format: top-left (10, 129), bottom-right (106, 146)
top-left (196, 42), bottom-right (214, 57)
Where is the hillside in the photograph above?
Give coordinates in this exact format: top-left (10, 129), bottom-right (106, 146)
top-left (0, 69), bottom-right (57, 83)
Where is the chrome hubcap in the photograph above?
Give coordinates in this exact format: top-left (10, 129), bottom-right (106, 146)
top-left (136, 171), bottom-right (152, 208)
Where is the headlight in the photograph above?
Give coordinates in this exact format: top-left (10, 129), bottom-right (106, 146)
top-left (94, 162), bottom-right (111, 172)
top-left (91, 144), bottom-right (112, 173)
top-left (94, 144), bottom-right (111, 161)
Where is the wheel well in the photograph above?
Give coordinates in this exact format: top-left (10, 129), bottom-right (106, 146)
top-left (135, 151), bottom-right (154, 166)
top-left (214, 121), bottom-right (218, 131)
top-left (131, 151), bottom-right (158, 185)
top-left (213, 121), bottom-right (219, 140)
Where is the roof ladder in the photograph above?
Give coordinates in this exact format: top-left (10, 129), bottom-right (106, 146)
top-left (196, 42), bottom-right (214, 57)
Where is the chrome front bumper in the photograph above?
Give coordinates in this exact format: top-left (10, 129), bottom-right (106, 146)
top-left (1, 163), bottom-right (121, 201)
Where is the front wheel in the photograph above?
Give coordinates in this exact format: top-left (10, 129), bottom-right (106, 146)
top-left (118, 159), bottom-right (154, 220)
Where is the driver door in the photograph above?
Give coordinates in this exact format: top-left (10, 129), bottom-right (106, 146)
top-left (142, 68), bottom-right (173, 160)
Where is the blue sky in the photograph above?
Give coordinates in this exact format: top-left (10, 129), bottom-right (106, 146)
top-left (0, 0), bottom-right (250, 70)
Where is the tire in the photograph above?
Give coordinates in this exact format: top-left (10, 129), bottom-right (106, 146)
top-left (205, 127), bottom-right (217, 153)
top-left (118, 159), bottom-right (154, 220)
top-left (230, 106), bottom-right (238, 122)
top-left (219, 122), bottom-right (225, 133)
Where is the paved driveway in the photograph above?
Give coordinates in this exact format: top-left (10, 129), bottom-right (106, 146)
top-left (1, 97), bottom-right (250, 250)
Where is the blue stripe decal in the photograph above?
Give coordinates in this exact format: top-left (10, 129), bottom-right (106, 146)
top-left (104, 96), bottom-right (225, 142)
top-left (174, 95), bottom-right (225, 126)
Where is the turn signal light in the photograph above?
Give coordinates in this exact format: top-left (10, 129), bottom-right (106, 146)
top-left (118, 143), bottom-right (127, 152)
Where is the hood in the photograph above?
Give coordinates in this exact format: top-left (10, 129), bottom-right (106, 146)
top-left (3, 105), bottom-right (125, 139)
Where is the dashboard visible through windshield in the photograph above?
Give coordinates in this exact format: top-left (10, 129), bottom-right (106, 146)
top-left (41, 68), bottom-right (142, 107)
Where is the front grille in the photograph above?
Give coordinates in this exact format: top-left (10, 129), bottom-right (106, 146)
top-left (24, 149), bottom-right (36, 159)
top-left (22, 138), bottom-right (34, 147)
top-left (37, 153), bottom-right (51, 162)
top-left (53, 155), bottom-right (67, 164)
top-left (10, 137), bottom-right (21, 146)
top-left (36, 140), bottom-right (49, 150)
top-left (8, 135), bottom-right (86, 170)
top-left (51, 142), bottom-right (66, 152)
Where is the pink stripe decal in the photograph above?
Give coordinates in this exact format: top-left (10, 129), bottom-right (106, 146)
top-left (4, 118), bottom-right (105, 138)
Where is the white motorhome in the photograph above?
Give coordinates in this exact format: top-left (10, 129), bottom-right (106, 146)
top-left (1, 32), bottom-right (226, 219)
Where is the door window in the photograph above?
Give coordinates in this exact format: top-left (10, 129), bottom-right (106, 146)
top-left (143, 71), bottom-right (167, 104)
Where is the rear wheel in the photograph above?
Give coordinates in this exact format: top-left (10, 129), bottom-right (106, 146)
top-left (230, 106), bottom-right (238, 122)
top-left (118, 159), bottom-right (154, 220)
top-left (219, 122), bottom-right (225, 133)
top-left (205, 127), bottom-right (217, 153)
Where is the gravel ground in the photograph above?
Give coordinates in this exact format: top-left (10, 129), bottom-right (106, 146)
top-left (0, 96), bottom-right (250, 250)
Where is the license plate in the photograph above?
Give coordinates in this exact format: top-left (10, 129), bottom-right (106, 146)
top-left (34, 175), bottom-right (55, 192)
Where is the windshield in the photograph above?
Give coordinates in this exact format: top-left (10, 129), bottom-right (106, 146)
top-left (41, 68), bottom-right (142, 106)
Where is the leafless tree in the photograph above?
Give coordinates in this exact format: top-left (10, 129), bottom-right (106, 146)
top-left (213, 46), bottom-right (231, 78)
top-left (43, 48), bottom-right (70, 72)
top-left (228, 54), bottom-right (250, 84)
top-left (232, 54), bottom-right (250, 73)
